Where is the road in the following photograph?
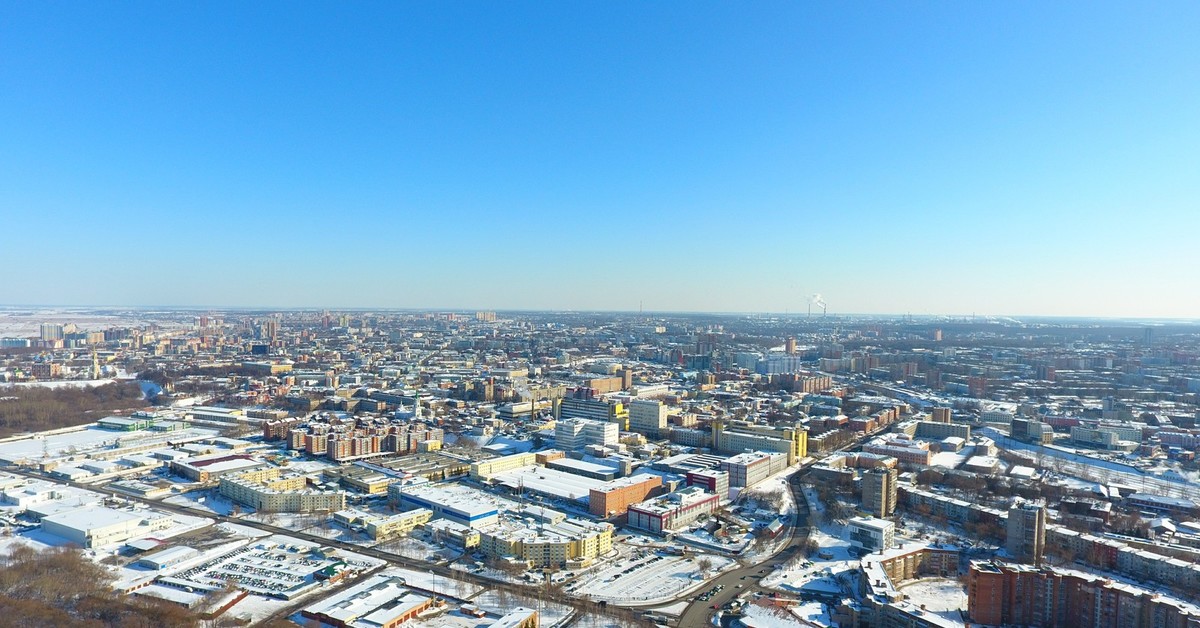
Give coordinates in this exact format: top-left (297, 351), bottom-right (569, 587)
top-left (667, 468), bottom-right (811, 627)
top-left (0, 466), bottom-right (639, 624)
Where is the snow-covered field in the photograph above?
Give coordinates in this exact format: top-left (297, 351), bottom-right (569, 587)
top-left (898, 578), bottom-right (967, 624)
top-left (380, 566), bottom-right (483, 599)
top-left (0, 424), bottom-right (220, 463)
top-left (164, 491), bottom-right (241, 516)
top-left (762, 521), bottom-right (855, 597)
top-left (740, 601), bottom-right (814, 626)
top-left (469, 589), bottom-right (573, 626)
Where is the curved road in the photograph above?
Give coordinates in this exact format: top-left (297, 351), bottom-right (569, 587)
top-left (667, 468), bottom-right (811, 627)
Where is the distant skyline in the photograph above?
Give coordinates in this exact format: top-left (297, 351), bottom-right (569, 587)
top-left (2, 3), bottom-right (1198, 318)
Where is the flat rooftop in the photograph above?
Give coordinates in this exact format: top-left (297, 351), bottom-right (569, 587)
top-left (304, 574), bottom-right (428, 626)
top-left (491, 465), bottom-right (606, 502)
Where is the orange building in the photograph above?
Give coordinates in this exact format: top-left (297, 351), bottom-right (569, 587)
top-left (589, 475), bottom-right (663, 518)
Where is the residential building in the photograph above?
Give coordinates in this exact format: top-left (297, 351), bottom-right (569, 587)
top-left (1007, 501), bottom-right (1047, 565)
top-left (862, 467), bottom-right (898, 519)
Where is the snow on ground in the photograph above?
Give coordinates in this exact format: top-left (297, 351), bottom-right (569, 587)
top-left (984, 428), bottom-right (1200, 502)
top-left (568, 552), bottom-right (735, 604)
top-left (379, 566), bottom-right (483, 599)
top-left (742, 473), bottom-right (797, 517)
top-left (281, 458), bottom-right (340, 474)
top-left (654, 600), bottom-right (689, 617)
top-left (374, 533), bottom-right (460, 563)
top-left (468, 589), bottom-right (573, 627)
top-left (0, 425), bottom-right (219, 463)
top-left (568, 615), bottom-right (624, 628)
top-left (898, 578), bottom-right (967, 624)
top-left (141, 512), bottom-right (214, 541)
top-left (164, 491), bottom-right (241, 516)
top-left (224, 578), bottom-right (343, 624)
top-left (0, 378), bottom-right (122, 389)
top-left (240, 510), bottom-right (324, 531)
top-left (762, 490), bottom-right (857, 600)
top-left (0, 528), bottom-right (62, 554)
top-left (740, 601), bottom-right (810, 626)
top-left (451, 562), bottom-right (529, 585)
top-left (216, 521), bottom-right (272, 538)
top-left (677, 529), bottom-right (751, 554)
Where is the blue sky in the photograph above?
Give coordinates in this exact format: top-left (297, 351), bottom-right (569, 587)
top-left (2, 2), bottom-right (1197, 317)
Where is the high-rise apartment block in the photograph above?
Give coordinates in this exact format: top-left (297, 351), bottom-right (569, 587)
top-left (1007, 501), bottom-right (1047, 565)
top-left (861, 467), bottom-right (898, 519)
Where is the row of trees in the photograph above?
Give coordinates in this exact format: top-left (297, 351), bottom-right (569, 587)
top-left (0, 544), bottom-right (200, 627)
top-left (0, 381), bottom-right (147, 438)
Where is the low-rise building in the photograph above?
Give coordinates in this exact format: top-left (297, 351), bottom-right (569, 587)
top-left (41, 505), bottom-right (173, 548)
top-left (366, 508), bottom-right (434, 541)
top-left (848, 516), bottom-right (895, 552)
top-left (300, 574), bottom-right (434, 628)
top-left (628, 486), bottom-right (720, 534)
top-left (388, 482), bottom-right (500, 529)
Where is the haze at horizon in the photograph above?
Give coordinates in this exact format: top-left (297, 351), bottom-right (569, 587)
top-left (2, 2), bottom-right (1197, 318)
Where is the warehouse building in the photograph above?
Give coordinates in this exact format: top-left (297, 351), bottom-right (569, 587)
top-left (170, 453), bottom-right (268, 483)
top-left (41, 505), bottom-right (174, 548)
top-left (388, 482), bottom-right (500, 529)
top-left (300, 574), bottom-right (433, 628)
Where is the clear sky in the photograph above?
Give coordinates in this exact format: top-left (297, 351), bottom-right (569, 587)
top-left (2, 2), bottom-right (1197, 317)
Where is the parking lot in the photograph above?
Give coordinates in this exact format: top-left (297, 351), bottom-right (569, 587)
top-left (158, 541), bottom-right (341, 599)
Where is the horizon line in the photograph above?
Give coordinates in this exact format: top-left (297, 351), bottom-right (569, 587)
top-left (0, 303), bottom-right (1197, 324)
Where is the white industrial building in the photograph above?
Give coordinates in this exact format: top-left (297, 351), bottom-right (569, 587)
top-left (41, 505), bottom-right (174, 548)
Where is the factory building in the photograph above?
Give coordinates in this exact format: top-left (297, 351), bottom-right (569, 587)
top-left (628, 399), bottom-right (668, 437)
top-left (686, 469), bottom-right (730, 502)
top-left (41, 505), bottom-right (174, 548)
top-left (720, 451), bottom-right (788, 489)
top-left (300, 574), bottom-right (434, 628)
top-left (365, 508), bottom-right (434, 541)
top-left (170, 453), bottom-right (268, 483)
top-left (588, 475), bottom-right (664, 518)
top-left (554, 418), bottom-right (617, 451)
top-left (470, 452), bottom-right (538, 480)
top-left (388, 483), bottom-right (500, 529)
